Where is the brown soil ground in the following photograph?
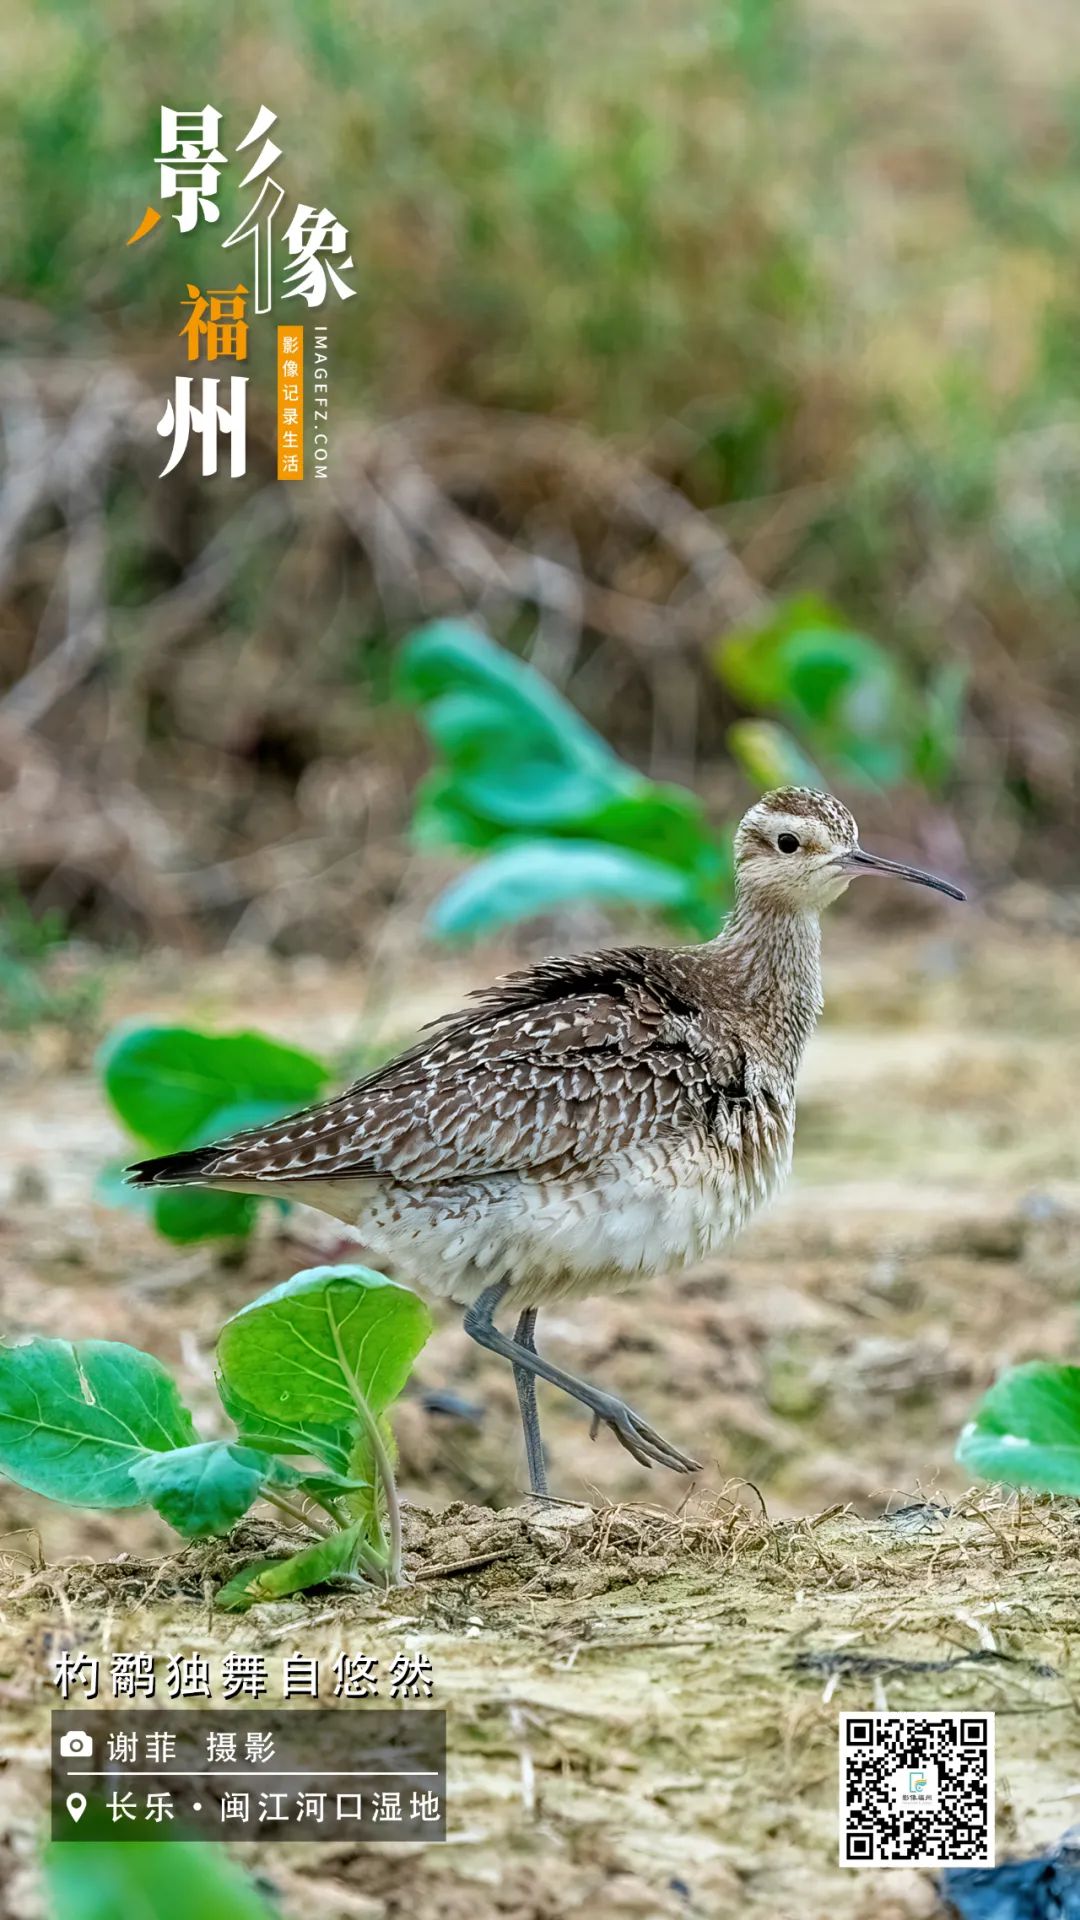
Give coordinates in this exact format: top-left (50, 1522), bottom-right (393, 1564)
top-left (1, 906), bottom-right (1079, 1916)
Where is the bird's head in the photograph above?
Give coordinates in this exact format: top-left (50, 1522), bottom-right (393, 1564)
top-left (733, 787), bottom-right (966, 914)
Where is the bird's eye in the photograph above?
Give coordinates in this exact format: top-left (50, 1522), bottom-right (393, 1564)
top-left (777, 832), bottom-right (800, 853)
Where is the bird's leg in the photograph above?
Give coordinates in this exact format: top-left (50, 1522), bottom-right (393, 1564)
top-left (463, 1282), bottom-right (701, 1476)
top-left (512, 1306), bottom-right (549, 1497)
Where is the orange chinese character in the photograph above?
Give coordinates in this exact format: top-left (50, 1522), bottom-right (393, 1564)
top-left (180, 283), bottom-right (250, 362)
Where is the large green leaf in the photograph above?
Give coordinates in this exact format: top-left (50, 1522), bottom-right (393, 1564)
top-left (99, 1026), bottom-right (328, 1152)
top-left (399, 620), bottom-right (729, 937)
top-left (577, 786), bottom-right (721, 874)
top-left (416, 769), bottom-right (720, 877)
top-left (397, 619), bottom-right (619, 775)
top-left (410, 768), bottom-right (506, 851)
top-left (217, 1265), bottom-right (431, 1446)
top-left (428, 838), bottom-right (705, 940)
top-left (128, 1441), bottom-right (274, 1538)
top-left (456, 757), bottom-right (635, 828)
top-left (400, 624), bottom-right (639, 838)
top-left (956, 1363), bottom-right (1080, 1495)
top-left (216, 1520), bottom-right (368, 1611)
top-left (46, 1832), bottom-right (275, 1920)
top-left (0, 1340), bottom-right (197, 1508)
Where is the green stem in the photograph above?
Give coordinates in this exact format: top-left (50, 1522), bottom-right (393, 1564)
top-left (328, 1314), bottom-right (403, 1583)
top-left (262, 1489), bottom-right (333, 1539)
top-left (308, 1492), bottom-right (349, 1529)
top-left (350, 1531), bottom-right (391, 1585)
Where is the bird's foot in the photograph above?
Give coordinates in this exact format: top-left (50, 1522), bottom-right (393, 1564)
top-left (587, 1395), bottom-right (701, 1474)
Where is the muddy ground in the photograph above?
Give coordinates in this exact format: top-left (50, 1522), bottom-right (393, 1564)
top-left (1, 904), bottom-right (1079, 1916)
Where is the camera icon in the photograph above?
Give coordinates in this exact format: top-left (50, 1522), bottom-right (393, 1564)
top-left (59, 1731), bottom-right (93, 1759)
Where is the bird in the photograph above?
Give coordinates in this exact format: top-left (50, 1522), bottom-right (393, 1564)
top-left (127, 787), bottom-right (965, 1497)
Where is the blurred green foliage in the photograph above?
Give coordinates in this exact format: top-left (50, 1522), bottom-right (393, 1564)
top-left (398, 621), bottom-right (729, 937)
top-left (0, 892), bottom-right (101, 1033)
top-left (715, 597), bottom-right (967, 792)
top-left (47, 1830), bottom-right (277, 1919)
top-left (99, 1025), bottom-right (329, 1241)
top-left (3, 0), bottom-right (1073, 865)
top-left (2, 0), bottom-right (813, 430)
top-left (399, 614), bottom-right (963, 940)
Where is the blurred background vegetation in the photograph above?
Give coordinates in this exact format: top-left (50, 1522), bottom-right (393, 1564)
top-left (2, 0), bottom-right (1079, 977)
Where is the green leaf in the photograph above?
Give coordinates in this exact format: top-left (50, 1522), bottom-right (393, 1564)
top-left (277, 1461), bottom-right (370, 1502)
top-left (398, 621), bottom-right (729, 933)
top-left (397, 619), bottom-right (618, 777)
top-left (780, 624), bottom-right (896, 727)
top-left (411, 769), bottom-right (506, 851)
top-left (456, 757), bottom-right (634, 829)
top-left (46, 1831), bottom-right (276, 1919)
top-left (715, 596), bottom-right (930, 793)
top-left (99, 1025), bottom-right (328, 1152)
top-left (399, 621), bottom-right (644, 842)
top-left (215, 1377), bottom-right (354, 1478)
top-left (725, 720), bottom-right (824, 792)
top-left (716, 595), bottom-right (876, 711)
top-left (429, 839), bottom-right (702, 941)
top-left (578, 786), bottom-right (722, 875)
top-left (956, 1363), bottom-right (1080, 1495)
top-left (0, 1340), bottom-right (197, 1508)
top-left (129, 1441), bottom-right (275, 1538)
top-left (216, 1520), bottom-right (368, 1611)
top-left (217, 1266), bottom-right (431, 1438)
top-left (152, 1186), bottom-right (258, 1246)
top-left (217, 1267), bottom-right (427, 1556)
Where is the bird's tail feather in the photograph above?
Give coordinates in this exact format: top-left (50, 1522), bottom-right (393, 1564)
top-left (126, 1147), bottom-right (222, 1188)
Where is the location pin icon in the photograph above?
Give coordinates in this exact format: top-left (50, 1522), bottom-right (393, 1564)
top-left (65, 1792), bottom-right (86, 1823)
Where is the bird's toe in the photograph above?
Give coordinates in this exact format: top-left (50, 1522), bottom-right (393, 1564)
top-left (590, 1394), bottom-right (699, 1475)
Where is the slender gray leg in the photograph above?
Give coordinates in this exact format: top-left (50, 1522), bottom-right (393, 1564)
top-left (463, 1281), bottom-right (700, 1475)
top-left (513, 1307), bottom-right (549, 1496)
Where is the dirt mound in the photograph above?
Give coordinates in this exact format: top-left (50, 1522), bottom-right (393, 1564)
top-left (1, 1494), bottom-right (1078, 1918)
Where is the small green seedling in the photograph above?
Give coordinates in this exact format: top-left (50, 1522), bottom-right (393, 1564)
top-left (957, 1361), bottom-right (1080, 1496)
top-left (98, 1023), bottom-right (330, 1244)
top-left (0, 1266), bottom-right (431, 1608)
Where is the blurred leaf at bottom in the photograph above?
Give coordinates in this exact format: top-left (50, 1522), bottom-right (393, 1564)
top-left (47, 1828), bottom-right (277, 1920)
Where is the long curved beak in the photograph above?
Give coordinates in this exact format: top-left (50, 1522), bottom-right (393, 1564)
top-left (842, 846), bottom-right (966, 902)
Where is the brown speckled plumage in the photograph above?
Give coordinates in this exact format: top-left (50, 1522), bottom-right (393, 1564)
top-left (129, 788), bottom-right (964, 1486)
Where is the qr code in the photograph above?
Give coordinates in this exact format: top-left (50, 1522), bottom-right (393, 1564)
top-left (839, 1713), bottom-right (994, 1867)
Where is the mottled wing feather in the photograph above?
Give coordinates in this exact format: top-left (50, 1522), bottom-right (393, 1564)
top-left (195, 948), bottom-right (739, 1187)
